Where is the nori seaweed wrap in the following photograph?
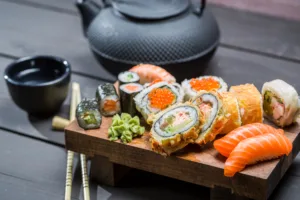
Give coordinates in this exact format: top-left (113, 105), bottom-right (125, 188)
top-left (96, 83), bottom-right (121, 116)
top-left (76, 98), bottom-right (102, 130)
top-left (119, 83), bottom-right (143, 116)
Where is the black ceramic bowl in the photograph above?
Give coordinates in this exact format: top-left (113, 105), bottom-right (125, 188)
top-left (4, 56), bottom-right (71, 117)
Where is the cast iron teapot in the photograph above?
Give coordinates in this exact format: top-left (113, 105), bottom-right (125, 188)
top-left (76, 0), bottom-right (220, 81)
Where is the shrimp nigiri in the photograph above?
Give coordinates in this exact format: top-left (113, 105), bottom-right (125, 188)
top-left (224, 133), bottom-right (292, 177)
top-left (214, 123), bottom-right (284, 157)
top-left (129, 64), bottom-right (176, 84)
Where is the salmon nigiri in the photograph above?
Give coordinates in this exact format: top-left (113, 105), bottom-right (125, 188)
top-left (129, 64), bottom-right (176, 84)
top-left (224, 133), bottom-right (292, 177)
top-left (214, 123), bottom-right (284, 157)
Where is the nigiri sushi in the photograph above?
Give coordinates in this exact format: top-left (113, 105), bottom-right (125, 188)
top-left (129, 64), bottom-right (176, 84)
top-left (181, 76), bottom-right (228, 101)
top-left (229, 84), bottom-right (263, 125)
top-left (262, 79), bottom-right (299, 127)
top-left (214, 123), bottom-right (284, 157)
top-left (224, 133), bottom-right (292, 177)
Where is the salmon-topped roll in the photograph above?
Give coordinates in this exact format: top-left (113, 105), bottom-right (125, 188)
top-left (224, 133), bottom-right (292, 177)
top-left (262, 79), bottom-right (299, 127)
top-left (220, 92), bottom-right (242, 134)
top-left (134, 81), bottom-right (184, 124)
top-left (229, 84), bottom-right (263, 125)
top-left (129, 64), bottom-right (176, 84)
top-left (150, 103), bottom-right (202, 156)
top-left (214, 123), bottom-right (284, 157)
top-left (192, 91), bottom-right (227, 145)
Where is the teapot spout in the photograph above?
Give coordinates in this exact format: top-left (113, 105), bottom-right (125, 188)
top-left (76, 0), bottom-right (101, 37)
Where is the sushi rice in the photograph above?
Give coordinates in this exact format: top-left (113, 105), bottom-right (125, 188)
top-left (181, 76), bottom-right (228, 101)
top-left (118, 71), bottom-right (140, 85)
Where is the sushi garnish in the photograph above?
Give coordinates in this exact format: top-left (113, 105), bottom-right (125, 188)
top-left (214, 123), bottom-right (284, 157)
top-left (262, 79), bottom-right (299, 127)
top-left (76, 98), bottom-right (102, 130)
top-left (189, 77), bottom-right (221, 91)
top-left (129, 64), bottom-right (176, 84)
top-left (108, 113), bottom-right (145, 143)
top-left (148, 88), bottom-right (176, 110)
top-left (224, 133), bottom-right (292, 177)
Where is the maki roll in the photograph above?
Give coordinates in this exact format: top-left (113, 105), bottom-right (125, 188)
top-left (76, 98), bottom-right (102, 130)
top-left (220, 92), bottom-right (242, 134)
top-left (181, 76), bottom-right (228, 101)
top-left (230, 84), bottom-right (263, 125)
top-left (150, 103), bottom-right (202, 156)
top-left (118, 71), bottom-right (140, 85)
top-left (192, 91), bottom-right (227, 145)
top-left (262, 79), bottom-right (299, 127)
top-left (96, 83), bottom-right (121, 116)
top-left (134, 81), bottom-right (184, 123)
top-left (119, 83), bottom-right (144, 116)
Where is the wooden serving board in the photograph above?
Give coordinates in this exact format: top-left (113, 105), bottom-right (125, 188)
top-left (65, 115), bottom-right (300, 200)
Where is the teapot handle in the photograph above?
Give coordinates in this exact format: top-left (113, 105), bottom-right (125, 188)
top-left (193, 0), bottom-right (206, 16)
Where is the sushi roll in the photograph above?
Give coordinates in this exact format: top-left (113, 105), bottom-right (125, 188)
top-left (220, 92), bottom-right (242, 134)
top-left (144, 81), bottom-right (185, 101)
top-left (119, 83), bottom-right (144, 116)
top-left (96, 83), bottom-right (121, 117)
top-left (192, 91), bottom-right (227, 145)
top-left (134, 81), bottom-right (183, 123)
top-left (129, 64), bottom-right (176, 84)
top-left (150, 103), bottom-right (202, 156)
top-left (230, 84), bottom-right (263, 125)
top-left (181, 76), bottom-right (228, 101)
top-left (262, 79), bottom-right (299, 127)
top-left (118, 71), bottom-right (140, 85)
top-left (76, 98), bottom-right (102, 130)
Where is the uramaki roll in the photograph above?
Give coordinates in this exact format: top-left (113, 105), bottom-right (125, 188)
top-left (262, 79), bottom-right (299, 127)
top-left (220, 92), bottom-right (242, 134)
top-left (229, 84), bottom-right (263, 125)
top-left (192, 91), bottom-right (227, 145)
top-left (150, 103), bottom-right (202, 156)
top-left (134, 81), bottom-right (184, 124)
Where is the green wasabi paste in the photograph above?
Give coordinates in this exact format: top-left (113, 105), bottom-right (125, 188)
top-left (108, 113), bottom-right (145, 143)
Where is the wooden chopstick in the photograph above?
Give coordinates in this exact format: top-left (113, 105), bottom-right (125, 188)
top-left (64, 82), bottom-right (90, 200)
top-left (64, 82), bottom-right (79, 200)
top-left (76, 84), bottom-right (90, 200)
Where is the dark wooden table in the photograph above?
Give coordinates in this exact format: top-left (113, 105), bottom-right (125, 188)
top-left (0, 0), bottom-right (300, 199)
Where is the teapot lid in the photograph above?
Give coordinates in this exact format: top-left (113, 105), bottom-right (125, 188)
top-left (111, 0), bottom-right (190, 20)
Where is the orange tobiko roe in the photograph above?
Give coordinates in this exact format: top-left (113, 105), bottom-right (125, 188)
top-left (148, 88), bottom-right (175, 110)
top-left (190, 77), bottom-right (220, 91)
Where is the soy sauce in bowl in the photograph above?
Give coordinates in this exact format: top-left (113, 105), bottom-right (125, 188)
top-left (4, 56), bottom-right (71, 117)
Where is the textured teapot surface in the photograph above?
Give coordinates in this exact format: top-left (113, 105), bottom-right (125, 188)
top-left (85, 0), bottom-right (219, 65)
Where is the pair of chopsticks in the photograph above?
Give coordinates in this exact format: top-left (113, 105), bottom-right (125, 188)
top-left (64, 82), bottom-right (90, 200)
